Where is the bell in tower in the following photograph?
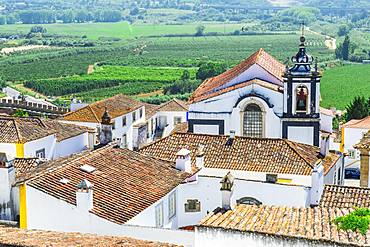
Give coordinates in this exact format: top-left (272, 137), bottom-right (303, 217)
top-left (282, 25), bottom-right (321, 147)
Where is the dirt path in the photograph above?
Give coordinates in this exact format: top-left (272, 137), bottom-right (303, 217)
top-left (306, 27), bottom-right (337, 50)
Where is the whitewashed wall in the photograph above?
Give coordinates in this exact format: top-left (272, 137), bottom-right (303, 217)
top-left (0, 166), bottom-right (15, 220)
top-left (195, 227), bottom-right (335, 247)
top-left (189, 82), bottom-right (283, 137)
top-left (343, 127), bottom-right (368, 153)
top-left (24, 135), bottom-right (56, 160)
top-left (0, 143), bottom-right (16, 159)
top-left (287, 126), bottom-right (314, 146)
top-left (54, 133), bottom-right (89, 159)
top-left (25, 186), bottom-right (193, 246)
top-left (176, 175), bottom-right (310, 228)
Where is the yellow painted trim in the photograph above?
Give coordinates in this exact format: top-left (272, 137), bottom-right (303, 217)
top-left (19, 183), bottom-right (27, 229)
top-left (340, 127), bottom-right (345, 153)
top-left (16, 143), bottom-right (24, 158)
top-left (277, 178), bottom-right (293, 184)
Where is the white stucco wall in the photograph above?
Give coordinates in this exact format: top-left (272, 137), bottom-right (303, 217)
top-left (320, 113), bottom-right (333, 133)
top-left (25, 186), bottom-right (193, 246)
top-left (0, 166), bottom-right (15, 220)
top-left (287, 126), bottom-right (314, 145)
top-left (54, 133), bottom-right (89, 159)
top-left (343, 127), bottom-right (368, 153)
top-left (195, 227), bottom-right (335, 247)
top-left (0, 143), bottom-right (16, 159)
top-left (176, 175), bottom-right (310, 228)
top-left (24, 135), bottom-right (56, 160)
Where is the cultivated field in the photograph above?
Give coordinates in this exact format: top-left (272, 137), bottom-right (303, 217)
top-left (320, 64), bottom-right (370, 110)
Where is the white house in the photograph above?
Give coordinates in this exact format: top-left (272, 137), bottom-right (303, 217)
top-left (0, 116), bottom-right (94, 160)
top-left (196, 180), bottom-right (370, 247)
top-left (12, 144), bottom-right (195, 246)
top-left (187, 34), bottom-right (333, 147)
top-left (340, 116), bottom-right (370, 170)
top-left (145, 99), bottom-right (188, 142)
top-left (354, 131), bottom-right (370, 187)
top-left (140, 131), bottom-right (343, 228)
top-left (196, 204), bottom-right (368, 247)
top-left (61, 94), bottom-right (146, 150)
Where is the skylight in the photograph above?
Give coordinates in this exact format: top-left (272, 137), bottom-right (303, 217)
top-left (79, 164), bottom-right (96, 173)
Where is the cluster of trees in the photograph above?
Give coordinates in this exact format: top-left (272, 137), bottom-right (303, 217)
top-left (3, 9), bottom-right (124, 24)
top-left (336, 35), bottom-right (370, 62)
top-left (345, 96), bottom-right (370, 121)
top-left (196, 61), bottom-right (227, 80)
top-left (163, 70), bottom-right (200, 95)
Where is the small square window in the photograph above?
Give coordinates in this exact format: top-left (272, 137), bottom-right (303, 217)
top-left (185, 199), bottom-right (200, 213)
top-left (174, 117), bottom-right (182, 125)
top-left (35, 148), bottom-right (45, 159)
top-left (122, 116), bottom-right (127, 127)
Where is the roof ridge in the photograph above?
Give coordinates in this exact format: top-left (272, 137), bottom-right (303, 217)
top-left (88, 105), bottom-right (100, 123)
top-left (325, 184), bottom-right (370, 191)
top-left (12, 119), bottom-right (23, 143)
top-left (284, 140), bottom-right (314, 169)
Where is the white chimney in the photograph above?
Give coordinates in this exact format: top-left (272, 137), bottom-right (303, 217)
top-left (220, 172), bottom-right (234, 210)
top-left (230, 130), bottom-right (236, 139)
top-left (310, 163), bottom-right (324, 206)
top-left (320, 135), bottom-right (330, 157)
top-left (195, 145), bottom-right (205, 168)
top-left (76, 179), bottom-right (93, 211)
top-left (176, 148), bottom-right (191, 173)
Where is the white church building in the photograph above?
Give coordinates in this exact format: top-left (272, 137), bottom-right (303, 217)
top-left (188, 34), bottom-right (327, 147)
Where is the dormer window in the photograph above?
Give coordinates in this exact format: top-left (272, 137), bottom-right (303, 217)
top-left (296, 86), bottom-right (308, 113)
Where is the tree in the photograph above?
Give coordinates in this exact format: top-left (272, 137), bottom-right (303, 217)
top-left (0, 15), bottom-right (6, 25)
top-left (196, 62), bottom-right (227, 80)
top-left (345, 96), bottom-right (369, 121)
top-left (337, 25), bottom-right (349, 37)
top-left (13, 109), bottom-right (29, 117)
top-left (342, 35), bottom-right (350, 61)
top-left (181, 70), bottom-right (190, 80)
top-left (195, 25), bottom-right (205, 36)
top-left (30, 26), bottom-right (47, 33)
top-left (6, 14), bottom-right (17, 24)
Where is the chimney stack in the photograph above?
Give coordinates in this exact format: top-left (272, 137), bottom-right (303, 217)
top-left (320, 135), bottom-right (330, 157)
top-left (100, 108), bottom-right (113, 145)
top-left (176, 148), bottom-right (191, 173)
top-left (310, 163), bottom-right (324, 206)
top-left (195, 144), bottom-right (205, 168)
top-left (76, 179), bottom-right (93, 211)
top-left (220, 172), bottom-right (234, 210)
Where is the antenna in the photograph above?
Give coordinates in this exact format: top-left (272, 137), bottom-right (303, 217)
top-left (301, 22), bottom-right (305, 37)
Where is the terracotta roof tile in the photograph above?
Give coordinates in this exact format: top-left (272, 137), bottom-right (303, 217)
top-left (320, 184), bottom-right (370, 208)
top-left (143, 102), bottom-right (159, 120)
top-left (0, 225), bottom-right (178, 247)
top-left (13, 158), bottom-right (41, 180)
top-left (157, 99), bottom-right (188, 112)
top-left (62, 94), bottom-right (143, 123)
top-left (190, 49), bottom-right (285, 103)
top-left (0, 117), bottom-right (92, 143)
top-left (199, 204), bottom-right (370, 246)
top-left (355, 130), bottom-right (370, 150)
top-left (0, 117), bottom-right (56, 143)
top-left (22, 145), bottom-right (190, 224)
top-left (139, 132), bottom-right (339, 176)
top-left (343, 116), bottom-right (370, 129)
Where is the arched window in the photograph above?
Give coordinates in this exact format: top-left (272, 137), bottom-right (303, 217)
top-left (296, 86), bottom-right (308, 113)
top-left (237, 197), bottom-right (262, 206)
top-left (243, 103), bottom-right (263, 138)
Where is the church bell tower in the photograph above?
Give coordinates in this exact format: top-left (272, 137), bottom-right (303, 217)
top-left (282, 27), bottom-right (321, 147)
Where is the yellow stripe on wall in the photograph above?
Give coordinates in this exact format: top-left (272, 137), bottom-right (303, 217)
top-left (19, 183), bottom-right (27, 229)
top-left (16, 143), bottom-right (24, 158)
top-left (340, 127), bottom-right (345, 153)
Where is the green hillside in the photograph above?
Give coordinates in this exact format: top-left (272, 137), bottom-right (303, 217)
top-left (321, 64), bottom-right (370, 110)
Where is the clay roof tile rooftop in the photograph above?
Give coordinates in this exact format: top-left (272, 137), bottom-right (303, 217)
top-left (190, 49), bottom-right (285, 103)
top-left (62, 94), bottom-right (144, 123)
top-left (139, 132), bottom-right (340, 176)
top-left (20, 144), bottom-right (191, 224)
top-left (198, 204), bottom-right (370, 246)
top-left (0, 225), bottom-right (178, 247)
top-left (320, 184), bottom-right (370, 208)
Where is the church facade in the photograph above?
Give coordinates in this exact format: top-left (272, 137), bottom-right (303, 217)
top-left (188, 35), bottom-right (324, 147)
